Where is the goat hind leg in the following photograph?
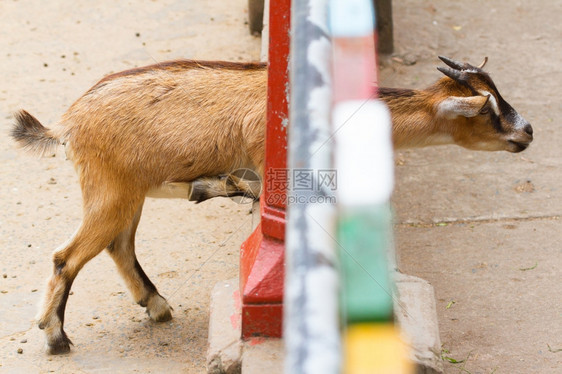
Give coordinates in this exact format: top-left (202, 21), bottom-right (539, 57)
top-left (37, 227), bottom-right (114, 354)
top-left (106, 200), bottom-right (172, 322)
top-left (36, 250), bottom-right (76, 355)
top-left (37, 194), bottom-right (143, 354)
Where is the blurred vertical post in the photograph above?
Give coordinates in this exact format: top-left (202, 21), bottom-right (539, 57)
top-left (331, 0), bottom-right (413, 372)
top-left (284, 0), bottom-right (340, 373)
top-left (374, 0), bottom-right (393, 54)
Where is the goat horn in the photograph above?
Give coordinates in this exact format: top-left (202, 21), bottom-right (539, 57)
top-left (437, 66), bottom-right (464, 81)
top-left (477, 57), bottom-right (488, 69)
top-left (438, 56), bottom-right (465, 70)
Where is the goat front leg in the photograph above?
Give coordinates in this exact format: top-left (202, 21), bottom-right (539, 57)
top-left (188, 171), bottom-right (262, 203)
top-left (37, 191), bottom-right (142, 354)
top-left (106, 200), bottom-right (172, 322)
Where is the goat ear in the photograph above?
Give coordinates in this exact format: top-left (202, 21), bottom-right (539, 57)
top-left (438, 95), bottom-right (489, 119)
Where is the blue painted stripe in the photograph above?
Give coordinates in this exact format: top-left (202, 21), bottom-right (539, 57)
top-left (329, 0), bottom-right (376, 37)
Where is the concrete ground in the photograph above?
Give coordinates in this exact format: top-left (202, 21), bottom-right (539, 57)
top-left (1, 1), bottom-right (561, 374)
top-left (0, 1), bottom-right (258, 373)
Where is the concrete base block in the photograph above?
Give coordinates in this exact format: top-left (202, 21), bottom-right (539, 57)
top-left (208, 274), bottom-right (443, 373)
top-left (394, 272), bottom-right (444, 374)
top-left (207, 278), bottom-right (284, 374)
top-left (207, 279), bottom-right (243, 374)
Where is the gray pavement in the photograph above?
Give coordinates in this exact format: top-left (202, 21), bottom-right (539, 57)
top-left (383, 1), bottom-right (562, 373)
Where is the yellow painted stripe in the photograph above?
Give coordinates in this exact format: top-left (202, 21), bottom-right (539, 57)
top-left (344, 324), bottom-right (414, 374)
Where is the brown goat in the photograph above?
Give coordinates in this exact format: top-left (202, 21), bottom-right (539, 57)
top-left (11, 56), bottom-right (531, 354)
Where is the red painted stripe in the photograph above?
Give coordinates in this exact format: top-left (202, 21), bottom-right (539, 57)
top-left (332, 32), bottom-right (379, 102)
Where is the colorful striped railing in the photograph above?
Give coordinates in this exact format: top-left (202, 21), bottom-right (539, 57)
top-left (284, 0), bottom-right (413, 373)
top-left (333, 2), bottom-right (413, 371)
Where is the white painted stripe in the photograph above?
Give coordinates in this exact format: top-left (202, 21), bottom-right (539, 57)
top-left (334, 100), bottom-right (394, 206)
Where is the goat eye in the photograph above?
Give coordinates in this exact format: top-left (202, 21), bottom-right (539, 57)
top-left (479, 107), bottom-right (490, 115)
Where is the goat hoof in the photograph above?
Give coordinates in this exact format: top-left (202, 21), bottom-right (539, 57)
top-left (47, 341), bottom-right (71, 355)
top-left (146, 295), bottom-right (173, 322)
top-left (150, 308), bottom-right (172, 322)
top-left (46, 332), bottom-right (72, 355)
top-left (187, 181), bottom-right (210, 203)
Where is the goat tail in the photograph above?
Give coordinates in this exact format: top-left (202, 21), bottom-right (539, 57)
top-left (11, 110), bottom-right (60, 156)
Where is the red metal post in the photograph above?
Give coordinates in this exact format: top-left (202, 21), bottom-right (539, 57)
top-left (239, 0), bottom-right (290, 339)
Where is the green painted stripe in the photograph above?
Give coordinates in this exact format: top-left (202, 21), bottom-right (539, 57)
top-left (338, 205), bottom-right (394, 322)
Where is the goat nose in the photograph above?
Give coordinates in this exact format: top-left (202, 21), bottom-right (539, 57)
top-left (524, 123), bottom-right (533, 136)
